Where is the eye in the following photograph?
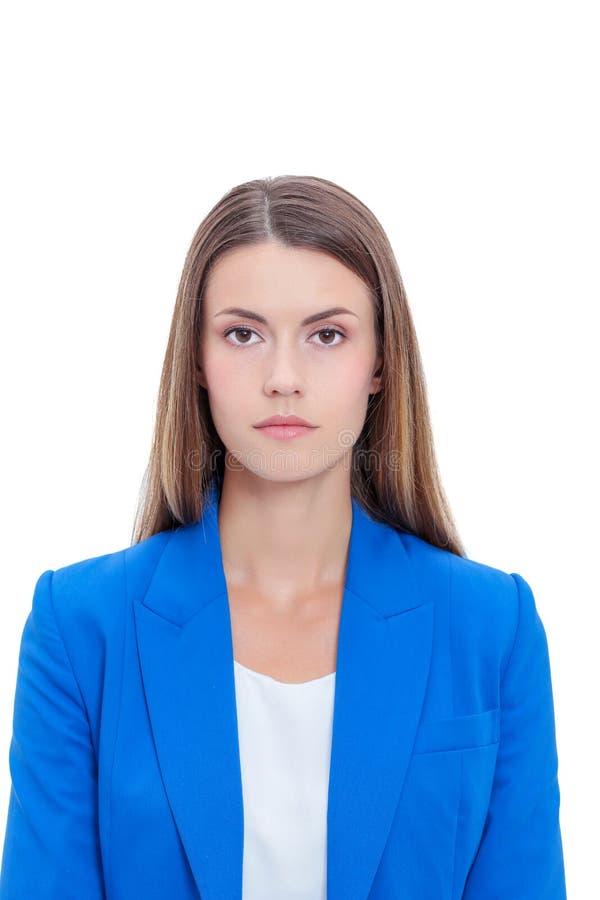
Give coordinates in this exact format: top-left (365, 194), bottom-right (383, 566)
top-left (222, 325), bottom-right (347, 348)
top-left (308, 327), bottom-right (346, 347)
top-left (223, 326), bottom-right (261, 346)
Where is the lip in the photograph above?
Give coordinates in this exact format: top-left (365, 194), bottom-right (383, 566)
top-left (254, 415), bottom-right (316, 428)
top-left (256, 423), bottom-right (317, 441)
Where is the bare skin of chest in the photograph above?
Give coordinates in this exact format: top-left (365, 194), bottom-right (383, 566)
top-left (227, 584), bottom-right (343, 684)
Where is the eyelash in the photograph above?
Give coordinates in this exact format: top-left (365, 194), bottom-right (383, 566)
top-left (222, 325), bottom-right (347, 348)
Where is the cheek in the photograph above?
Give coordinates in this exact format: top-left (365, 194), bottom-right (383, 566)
top-left (202, 343), bottom-right (375, 404)
top-left (203, 349), bottom-right (244, 398)
top-left (322, 361), bottom-right (374, 440)
top-left (328, 355), bottom-right (375, 400)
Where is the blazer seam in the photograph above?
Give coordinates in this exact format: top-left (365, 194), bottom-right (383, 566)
top-left (47, 569), bottom-right (99, 765)
top-left (500, 574), bottom-right (522, 689)
top-left (343, 585), bottom-right (386, 621)
top-left (413, 737), bottom-right (500, 756)
top-left (106, 548), bottom-right (128, 900)
top-left (450, 749), bottom-right (463, 898)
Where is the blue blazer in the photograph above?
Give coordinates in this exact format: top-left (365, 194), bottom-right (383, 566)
top-left (0, 482), bottom-right (567, 899)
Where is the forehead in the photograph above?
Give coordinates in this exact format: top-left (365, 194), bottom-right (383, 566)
top-left (203, 241), bottom-right (372, 313)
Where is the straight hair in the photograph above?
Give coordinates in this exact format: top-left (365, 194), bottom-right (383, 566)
top-left (131, 175), bottom-right (466, 557)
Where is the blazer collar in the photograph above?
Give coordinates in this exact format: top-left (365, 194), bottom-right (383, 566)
top-left (133, 481), bottom-right (436, 900)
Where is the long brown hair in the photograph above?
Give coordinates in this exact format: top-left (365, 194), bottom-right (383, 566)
top-left (131, 175), bottom-right (466, 557)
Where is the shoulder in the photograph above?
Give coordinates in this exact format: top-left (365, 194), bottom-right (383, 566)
top-left (400, 530), bottom-right (525, 678)
top-left (43, 529), bottom-right (172, 642)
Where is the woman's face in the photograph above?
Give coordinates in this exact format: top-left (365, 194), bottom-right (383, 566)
top-left (198, 240), bottom-right (382, 483)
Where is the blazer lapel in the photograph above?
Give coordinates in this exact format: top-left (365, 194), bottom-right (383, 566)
top-left (133, 481), bottom-right (435, 900)
top-left (326, 506), bottom-right (434, 900)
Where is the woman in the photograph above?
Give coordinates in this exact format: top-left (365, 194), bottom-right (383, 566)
top-left (0, 175), bottom-right (567, 899)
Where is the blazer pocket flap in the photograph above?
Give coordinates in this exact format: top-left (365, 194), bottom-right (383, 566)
top-left (413, 707), bottom-right (500, 754)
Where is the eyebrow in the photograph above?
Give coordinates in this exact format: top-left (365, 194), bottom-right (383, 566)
top-left (213, 306), bottom-right (359, 326)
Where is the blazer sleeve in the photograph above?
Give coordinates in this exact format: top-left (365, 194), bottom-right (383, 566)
top-left (462, 572), bottom-right (567, 898)
top-left (0, 569), bottom-right (106, 899)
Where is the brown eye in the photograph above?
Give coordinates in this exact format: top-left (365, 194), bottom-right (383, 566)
top-left (223, 325), bottom-right (345, 348)
top-left (223, 326), bottom-right (260, 346)
top-left (309, 328), bottom-right (346, 347)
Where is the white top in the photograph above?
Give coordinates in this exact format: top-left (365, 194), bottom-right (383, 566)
top-left (233, 659), bottom-right (336, 900)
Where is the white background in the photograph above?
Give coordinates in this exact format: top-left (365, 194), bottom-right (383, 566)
top-left (1, 1), bottom-right (597, 893)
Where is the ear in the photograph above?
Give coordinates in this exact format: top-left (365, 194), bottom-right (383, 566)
top-left (196, 361), bottom-right (207, 390)
top-left (369, 354), bottom-right (383, 395)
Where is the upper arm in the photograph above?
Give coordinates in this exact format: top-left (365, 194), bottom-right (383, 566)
top-left (462, 571), bottom-right (567, 898)
top-left (0, 569), bottom-right (106, 899)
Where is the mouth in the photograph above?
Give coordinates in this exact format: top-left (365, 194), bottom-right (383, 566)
top-left (253, 417), bottom-right (318, 441)
top-left (255, 424), bottom-right (316, 441)
top-left (254, 415), bottom-right (316, 428)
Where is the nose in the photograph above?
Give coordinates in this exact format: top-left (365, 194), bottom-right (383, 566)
top-left (262, 344), bottom-right (306, 397)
